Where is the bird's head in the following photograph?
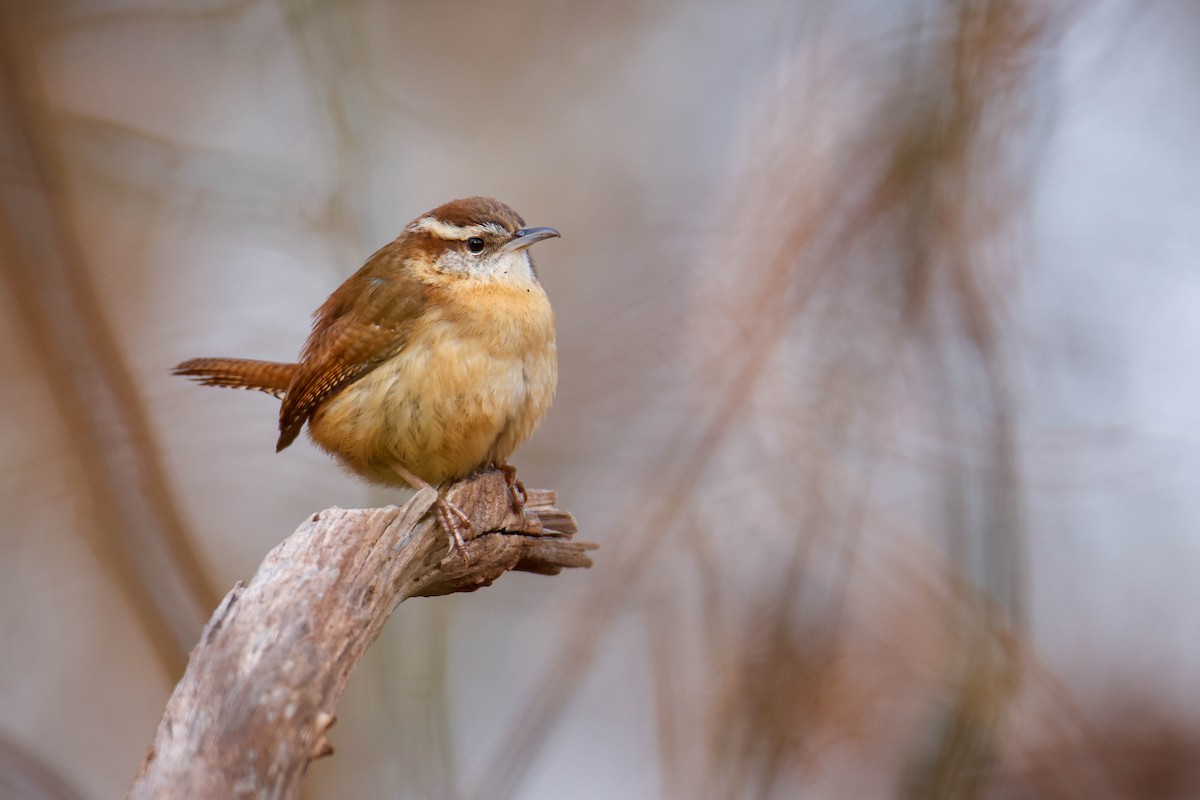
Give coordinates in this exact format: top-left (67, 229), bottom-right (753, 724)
top-left (402, 196), bottom-right (559, 284)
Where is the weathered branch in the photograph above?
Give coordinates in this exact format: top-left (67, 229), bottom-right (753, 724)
top-left (129, 470), bottom-right (594, 799)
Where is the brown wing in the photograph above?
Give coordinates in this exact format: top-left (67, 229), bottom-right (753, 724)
top-left (276, 245), bottom-right (429, 451)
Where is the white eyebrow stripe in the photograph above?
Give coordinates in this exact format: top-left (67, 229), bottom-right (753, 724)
top-left (407, 217), bottom-right (504, 240)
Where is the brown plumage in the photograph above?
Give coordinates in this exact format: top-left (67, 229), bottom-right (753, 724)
top-left (173, 357), bottom-right (295, 398)
top-left (174, 197), bottom-right (558, 502)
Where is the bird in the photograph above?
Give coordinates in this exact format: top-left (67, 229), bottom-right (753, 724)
top-left (174, 196), bottom-right (559, 554)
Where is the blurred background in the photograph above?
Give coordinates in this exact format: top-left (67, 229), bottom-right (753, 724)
top-left (2, 0), bottom-right (1199, 797)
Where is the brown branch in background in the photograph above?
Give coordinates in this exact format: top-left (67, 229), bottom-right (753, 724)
top-left (0, 5), bottom-right (221, 678)
top-left (471, 1), bottom-right (1067, 797)
top-left (0, 732), bottom-right (89, 800)
top-left (129, 469), bottom-right (594, 800)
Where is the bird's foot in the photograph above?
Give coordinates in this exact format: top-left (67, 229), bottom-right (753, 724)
top-left (497, 463), bottom-right (528, 524)
top-left (392, 464), bottom-right (474, 561)
top-left (434, 496), bottom-right (475, 562)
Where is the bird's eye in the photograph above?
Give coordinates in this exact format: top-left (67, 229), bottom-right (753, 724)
top-left (466, 237), bottom-right (486, 254)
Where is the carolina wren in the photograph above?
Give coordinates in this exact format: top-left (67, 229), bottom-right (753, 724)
top-left (175, 196), bottom-right (559, 551)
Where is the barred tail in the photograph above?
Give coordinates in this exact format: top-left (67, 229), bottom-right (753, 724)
top-left (173, 357), bottom-right (296, 399)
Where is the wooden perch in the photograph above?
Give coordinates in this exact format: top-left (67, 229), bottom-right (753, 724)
top-left (129, 469), bottom-right (594, 799)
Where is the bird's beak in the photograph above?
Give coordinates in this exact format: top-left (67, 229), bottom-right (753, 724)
top-left (501, 226), bottom-right (560, 253)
